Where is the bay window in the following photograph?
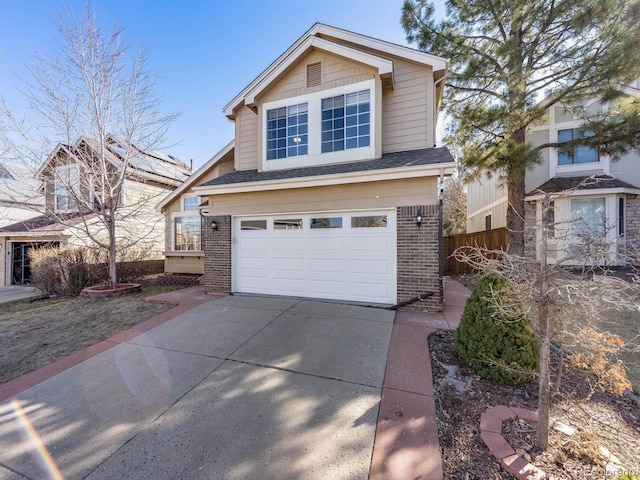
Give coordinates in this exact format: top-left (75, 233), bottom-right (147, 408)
top-left (571, 198), bottom-right (605, 238)
top-left (173, 196), bottom-right (202, 251)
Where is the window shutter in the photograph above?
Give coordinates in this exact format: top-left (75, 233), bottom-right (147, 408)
top-left (306, 63), bottom-right (321, 88)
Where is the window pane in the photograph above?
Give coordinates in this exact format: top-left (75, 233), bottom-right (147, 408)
top-left (310, 217), bottom-right (342, 229)
top-left (241, 220), bottom-right (267, 230)
top-left (183, 197), bottom-right (199, 211)
top-left (351, 215), bottom-right (387, 228)
top-left (571, 198), bottom-right (605, 237)
top-left (266, 103), bottom-right (308, 160)
top-left (321, 89), bottom-right (370, 153)
top-left (174, 216), bottom-right (202, 250)
top-left (274, 219), bottom-right (302, 230)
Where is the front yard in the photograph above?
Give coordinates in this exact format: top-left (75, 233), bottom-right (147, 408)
top-left (0, 285), bottom-right (184, 384)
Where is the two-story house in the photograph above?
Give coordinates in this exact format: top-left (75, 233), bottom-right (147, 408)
top-left (467, 80), bottom-right (640, 264)
top-left (159, 23), bottom-right (455, 308)
top-left (0, 135), bottom-right (192, 286)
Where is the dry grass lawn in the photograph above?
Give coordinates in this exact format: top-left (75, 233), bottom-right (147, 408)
top-left (0, 285), bottom-right (185, 384)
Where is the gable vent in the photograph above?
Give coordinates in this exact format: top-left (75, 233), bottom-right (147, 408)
top-left (306, 62), bottom-right (321, 88)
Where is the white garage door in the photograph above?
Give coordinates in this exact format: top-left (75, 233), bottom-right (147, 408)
top-left (233, 210), bottom-right (396, 304)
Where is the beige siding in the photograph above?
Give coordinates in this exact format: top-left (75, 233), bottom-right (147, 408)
top-left (260, 50), bottom-right (377, 104)
top-left (466, 171), bottom-right (508, 233)
top-left (207, 177), bottom-right (439, 216)
top-left (235, 107), bottom-right (259, 171)
top-left (165, 255), bottom-right (204, 274)
top-left (382, 60), bottom-right (432, 153)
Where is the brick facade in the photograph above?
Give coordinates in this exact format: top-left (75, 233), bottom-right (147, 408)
top-left (203, 215), bottom-right (232, 294)
top-left (396, 204), bottom-right (443, 311)
top-left (202, 208), bottom-right (445, 309)
top-left (623, 195), bottom-right (640, 260)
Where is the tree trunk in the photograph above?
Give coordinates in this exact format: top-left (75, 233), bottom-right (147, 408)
top-left (506, 128), bottom-right (527, 257)
top-left (109, 220), bottom-right (117, 286)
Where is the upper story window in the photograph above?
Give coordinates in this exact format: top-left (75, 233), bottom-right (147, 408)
top-left (261, 78), bottom-right (376, 172)
top-left (266, 103), bottom-right (308, 160)
top-left (558, 128), bottom-right (598, 165)
top-left (55, 164), bottom-right (79, 212)
top-left (183, 196), bottom-right (199, 211)
top-left (321, 90), bottom-right (370, 153)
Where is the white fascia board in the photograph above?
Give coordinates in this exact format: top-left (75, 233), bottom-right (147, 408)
top-left (314, 23), bottom-right (448, 71)
top-left (243, 37), bottom-right (394, 107)
top-left (525, 186), bottom-right (640, 201)
top-left (156, 140), bottom-right (235, 211)
top-left (192, 162), bottom-right (456, 196)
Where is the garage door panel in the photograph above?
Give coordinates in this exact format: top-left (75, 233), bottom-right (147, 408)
top-left (308, 279), bottom-right (345, 295)
top-left (349, 281), bottom-right (390, 299)
top-left (233, 211), bottom-right (396, 304)
top-left (308, 258), bottom-right (344, 273)
top-left (309, 236), bottom-right (344, 250)
top-left (272, 278), bottom-right (305, 292)
top-left (349, 259), bottom-right (390, 275)
top-left (271, 257), bottom-right (304, 271)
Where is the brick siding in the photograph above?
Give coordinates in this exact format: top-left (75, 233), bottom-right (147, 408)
top-left (396, 204), bottom-right (443, 311)
top-left (523, 201), bottom-right (537, 259)
top-left (203, 215), bottom-right (232, 293)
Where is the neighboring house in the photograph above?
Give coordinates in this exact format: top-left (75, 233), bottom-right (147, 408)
top-left (160, 23), bottom-right (456, 308)
top-left (0, 163), bottom-right (43, 226)
top-left (467, 81), bottom-right (640, 264)
top-left (0, 135), bottom-right (192, 286)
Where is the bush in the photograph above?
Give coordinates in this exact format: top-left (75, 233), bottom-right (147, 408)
top-left (454, 274), bottom-right (539, 385)
top-left (30, 246), bottom-right (104, 296)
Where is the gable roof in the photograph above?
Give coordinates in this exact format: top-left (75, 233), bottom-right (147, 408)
top-left (0, 212), bottom-right (86, 235)
top-left (156, 140), bottom-right (235, 211)
top-left (194, 147), bottom-right (455, 195)
top-left (36, 136), bottom-right (192, 188)
top-left (223, 23), bottom-right (448, 119)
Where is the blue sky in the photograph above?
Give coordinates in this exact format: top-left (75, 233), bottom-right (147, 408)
top-left (0, 1), bottom-right (442, 169)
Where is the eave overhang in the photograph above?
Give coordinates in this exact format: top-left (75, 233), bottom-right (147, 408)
top-left (192, 162), bottom-right (455, 197)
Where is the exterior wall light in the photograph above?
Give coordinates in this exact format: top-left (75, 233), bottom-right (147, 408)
top-left (211, 219), bottom-right (218, 231)
top-left (416, 209), bottom-right (423, 229)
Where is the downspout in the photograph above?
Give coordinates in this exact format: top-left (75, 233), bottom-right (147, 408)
top-left (433, 74), bottom-right (447, 147)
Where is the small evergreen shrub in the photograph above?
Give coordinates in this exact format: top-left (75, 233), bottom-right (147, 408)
top-left (454, 274), bottom-right (539, 385)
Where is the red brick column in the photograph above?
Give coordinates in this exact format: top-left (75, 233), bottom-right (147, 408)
top-left (396, 205), bottom-right (442, 311)
top-left (203, 215), bottom-right (231, 294)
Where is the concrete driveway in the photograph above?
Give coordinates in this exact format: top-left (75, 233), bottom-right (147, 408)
top-left (0, 294), bottom-right (395, 480)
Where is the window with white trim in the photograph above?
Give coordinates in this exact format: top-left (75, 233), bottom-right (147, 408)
top-left (174, 216), bottom-right (202, 250)
top-left (571, 198), bottom-right (605, 238)
top-left (321, 90), bottom-right (370, 153)
top-left (261, 79), bottom-right (376, 171)
top-left (618, 197), bottom-right (625, 237)
top-left (558, 128), bottom-right (598, 165)
top-left (266, 103), bottom-right (308, 160)
top-left (173, 196), bottom-right (203, 250)
top-left (55, 164), bottom-right (79, 212)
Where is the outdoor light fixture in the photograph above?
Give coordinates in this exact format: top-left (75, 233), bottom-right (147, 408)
top-left (211, 219), bottom-right (218, 231)
top-left (416, 209), bottom-right (423, 229)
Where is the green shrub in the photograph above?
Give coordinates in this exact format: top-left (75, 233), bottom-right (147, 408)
top-left (454, 274), bottom-right (539, 385)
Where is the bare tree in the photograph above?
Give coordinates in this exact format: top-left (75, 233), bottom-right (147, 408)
top-left (0, 3), bottom-right (180, 286)
top-left (441, 171), bottom-right (467, 236)
top-left (454, 175), bottom-right (639, 449)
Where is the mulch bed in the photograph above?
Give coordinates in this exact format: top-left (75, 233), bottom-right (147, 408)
top-left (430, 332), bottom-right (640, 479)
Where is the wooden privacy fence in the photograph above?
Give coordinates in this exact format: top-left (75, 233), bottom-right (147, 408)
top-left (443, 228), bottom-right (507, 275)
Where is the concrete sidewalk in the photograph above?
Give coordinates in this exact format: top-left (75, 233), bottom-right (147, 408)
top-left (0, 285), bottom-right (39, 304)
top-left (0, 280), bottom-right (471, 480)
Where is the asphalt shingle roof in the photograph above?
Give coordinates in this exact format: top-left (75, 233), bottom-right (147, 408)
top-left (198, 147), bottom-right (454, 188)
top-left (0, 212), bottom-right (86, 234)
top-left (528, 175), bottom-right (640, 196)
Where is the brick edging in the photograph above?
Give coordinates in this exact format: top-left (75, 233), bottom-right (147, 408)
top-left (479, 405), bottom-right (546, 480)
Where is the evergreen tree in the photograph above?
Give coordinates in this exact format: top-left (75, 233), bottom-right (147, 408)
top-left (402, 0), bottom-right (640, 255)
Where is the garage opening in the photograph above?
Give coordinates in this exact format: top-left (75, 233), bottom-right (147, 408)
top-left (11, 241), bottom-right (59, 285)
